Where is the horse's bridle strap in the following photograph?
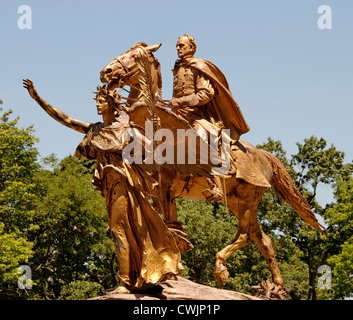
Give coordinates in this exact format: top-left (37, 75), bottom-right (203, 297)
top-left (116, 58), bottom-right (130, 75)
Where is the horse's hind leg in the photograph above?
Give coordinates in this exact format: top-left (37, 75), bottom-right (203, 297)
top-left (214, 181), bottom-right (264, 285)
top-left (214, 225), bottom-right (251, 285)
top-left (250, 219), bottom-right (284, 288)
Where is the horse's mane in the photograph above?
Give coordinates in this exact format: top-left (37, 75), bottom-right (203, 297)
top-left (129, 43), bottom-right (162, 107)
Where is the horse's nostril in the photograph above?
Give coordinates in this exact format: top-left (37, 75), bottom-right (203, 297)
top-left (105, 68), bottom-right (112, 74)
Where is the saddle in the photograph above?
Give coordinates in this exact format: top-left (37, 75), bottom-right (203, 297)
top-left (126, 105), bottom-right (271, 189)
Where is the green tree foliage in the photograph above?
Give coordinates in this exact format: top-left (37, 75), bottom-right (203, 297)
top-left (325, 178), bottom-right (353, 299)
top-left (29, 155), bottom-right (116, 299)
top-left (0, 105), bottom-right (116, 300)
top-left (177, 200), bottom-right (272, 293)
top-left (0, 105), bottom-right (38, 298)
top-left (0, 106), bottom-right (39, 234)
top-left (58, 280), bottom-right (105, 300)
top-left (177, 201), bottom-right (237, 285)
top-left (288, 136), bottom-right (352, 299)
top-left (0, 223), bottom-right (33, 290)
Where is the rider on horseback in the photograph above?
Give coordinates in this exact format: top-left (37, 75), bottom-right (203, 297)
top-left (169, 34), bottom-right (250, 201)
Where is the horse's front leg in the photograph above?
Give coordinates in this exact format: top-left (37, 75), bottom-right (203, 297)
top-left (154, 169), bottom-right (193, 253)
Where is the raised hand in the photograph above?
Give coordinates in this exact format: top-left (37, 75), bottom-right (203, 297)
top-left (22, 78), bottom-right (91, 134)
top-left (23, 79), bottom-right (38, 100)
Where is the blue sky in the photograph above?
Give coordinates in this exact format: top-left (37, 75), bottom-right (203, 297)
top-left (1, 0), bottom-right (352, 205)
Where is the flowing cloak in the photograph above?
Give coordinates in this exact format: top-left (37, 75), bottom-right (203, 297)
top-left (187, 58), bottom-right (250, 141)
top-left (75, 121), bottom-right (182, 288)
top-left (175, 59), bottom-right (270, 187)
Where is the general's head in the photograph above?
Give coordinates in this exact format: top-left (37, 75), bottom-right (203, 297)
top-left (176, 34), bottom-right (197, 59)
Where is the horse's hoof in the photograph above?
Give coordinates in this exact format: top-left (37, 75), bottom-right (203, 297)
top-left (214, 264), bottom-right (229, 285)
top-left (249, 280), bottom-right (286, 300)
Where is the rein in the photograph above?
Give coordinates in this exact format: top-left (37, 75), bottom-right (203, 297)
top-left (115, 57), bottom-right (139, 86)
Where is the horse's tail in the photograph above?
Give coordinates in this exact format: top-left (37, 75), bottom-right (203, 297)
top-left (261, 150), bottom-right (327, 236)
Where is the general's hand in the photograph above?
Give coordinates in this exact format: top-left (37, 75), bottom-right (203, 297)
top-left (168, 97), bottom-right (182, 109)
top-left (168, 96), bottom-right (198, 109)
top-left (23, 79), bottom-right (38, 99)
top-left (127, 101), bottom-right (147, 113)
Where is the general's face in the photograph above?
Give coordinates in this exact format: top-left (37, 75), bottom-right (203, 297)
top-left (96, 96), bottom-right (109, 115)
top-left (176, 37), bottom-right (194, 59)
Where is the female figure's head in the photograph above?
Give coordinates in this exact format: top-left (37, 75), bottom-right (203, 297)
top-left (93, 85), bottom-right (123, 124)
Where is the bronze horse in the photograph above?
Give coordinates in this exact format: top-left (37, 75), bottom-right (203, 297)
top-left (100, 42), bottom-right (327, 297)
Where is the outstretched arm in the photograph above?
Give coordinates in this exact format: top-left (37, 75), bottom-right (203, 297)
top-left (23, 79), bottom-right (91, 134)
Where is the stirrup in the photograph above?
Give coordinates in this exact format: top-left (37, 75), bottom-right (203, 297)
top-left (202, 187), bottom-right (224, 202)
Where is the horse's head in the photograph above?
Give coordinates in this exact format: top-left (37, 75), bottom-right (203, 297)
top-left (100, 42), bottom-right (162, 91)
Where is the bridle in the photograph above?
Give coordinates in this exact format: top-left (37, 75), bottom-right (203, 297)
top-left (106, 46), bottom-right (169, 114)
top-left (112, 54), bottom-right (140, 88)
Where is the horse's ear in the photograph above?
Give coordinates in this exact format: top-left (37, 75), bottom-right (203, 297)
top-left (146, 43), bottom-right (162, 53)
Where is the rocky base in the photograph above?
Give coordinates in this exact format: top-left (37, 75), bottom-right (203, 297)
top-left (89, 276), bottom-right (263, 300)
